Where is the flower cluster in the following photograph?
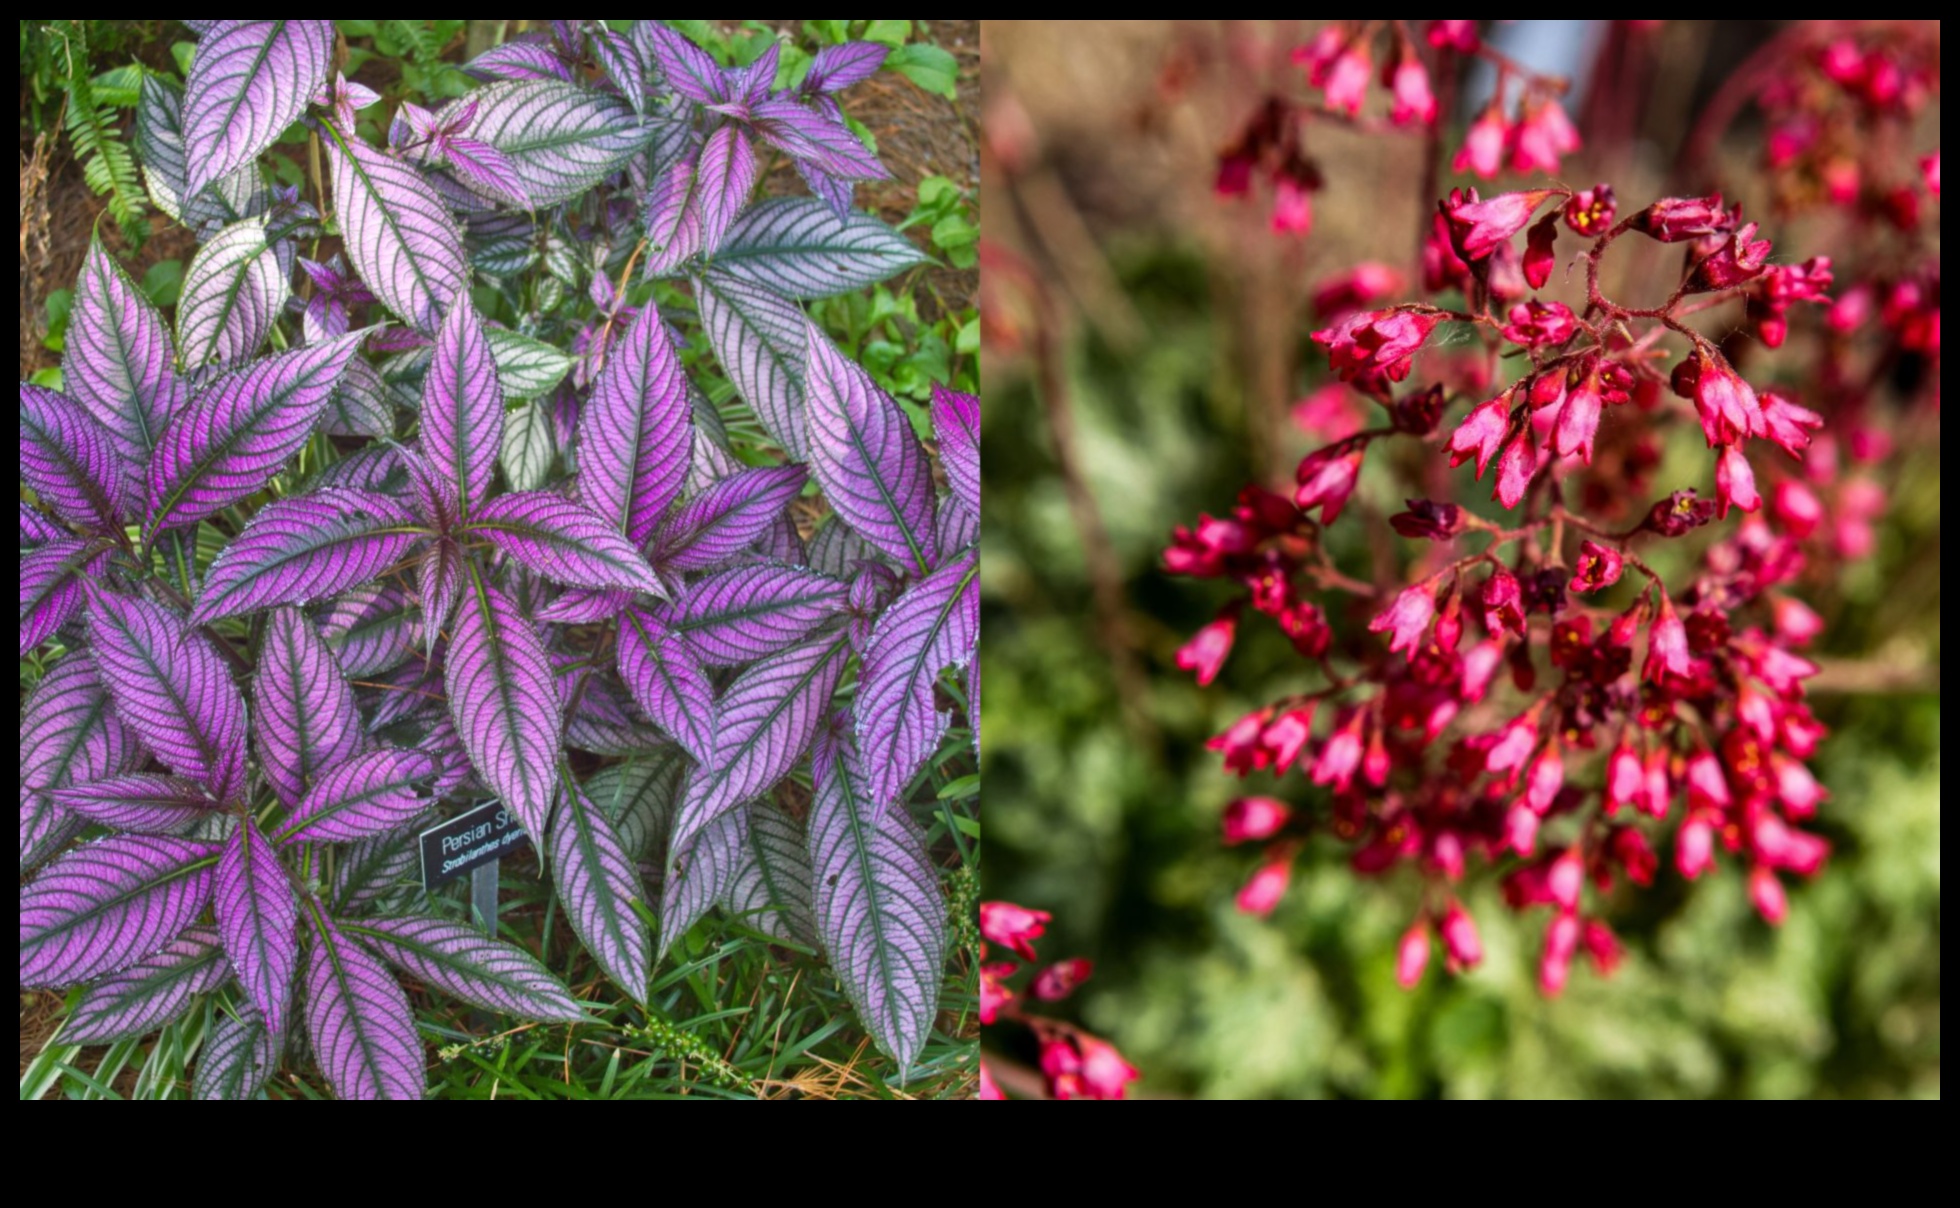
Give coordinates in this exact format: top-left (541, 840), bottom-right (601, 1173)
top-left (980, 901), bottom-right (1140, 1099)
top-left (1163, 170), bottom-right (1893, 994)
top-left (1212, 21), bottom-right (1587, 236)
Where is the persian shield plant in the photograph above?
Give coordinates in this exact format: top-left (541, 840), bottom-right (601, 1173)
top-left (20, 19), bottom-right (978, 1098)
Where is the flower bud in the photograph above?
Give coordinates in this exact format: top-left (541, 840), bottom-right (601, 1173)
top-left (1033, 957), bottom-right (1093, 1001)
top-left (980, 901), bottom-right (1051, 961)
top-left (1236, 849), bottom-right (1294, 916)
top-left (1222, 796), bottom-right (1292, 844)
top-left (1397, 920), bottom-right (1432, 988)
top-left (1540, 912), bottom-right (1581, 996)
top-left (1175, 608), bottom-right (1239, 686)
top-left (1369, 584), bottom-right (1438, 655)
top-left (1441, 900), bottom-right (1483, 969)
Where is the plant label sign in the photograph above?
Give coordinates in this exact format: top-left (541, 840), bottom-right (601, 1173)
top-left (419, 802), bottom-right (529, 890)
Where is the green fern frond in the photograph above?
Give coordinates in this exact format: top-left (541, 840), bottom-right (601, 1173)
top-left (55, 22), bottom-right (148, 248)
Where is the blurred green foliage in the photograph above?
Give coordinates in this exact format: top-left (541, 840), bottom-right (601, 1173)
top-left (981, 245), bottom-right (1941, 1099)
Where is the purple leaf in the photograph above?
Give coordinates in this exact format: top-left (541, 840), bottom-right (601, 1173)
top-left (315, 582), bottom-right (416, 678)
top-left (562, 669), bottom-right (669, 755)
top-left (464, 491), bottom-right (667, 596)
top-left (146, 332), bottom-right (364, 535)
top-left (750, 96), bottom-right (889, 181)
top-left (464, 80), bottom-right (650, 208)
top-left (193, 1004), bottom-right (279, 1099)
top-left (796, 158), bottom-right (856, 219)
top-left (311, 443), bottom-right (409, 496)
top-left (324, 124), bottom-right (470, 335)
top-left (809, 723), bottom-right (946, 1070)
top-left (845, 562), bottom-right (903, 651)
top-left (20, 538), bottom-right (107, 657)
top-left (192, 490), bottom-right (425, 624)
top-left (444, 571), bottom-right (563, 839)
top-left (85, 586), bottom-right (249, 802)
top-left (641, 158), bottom-right (705, 278)
top-left (65, 241), bottom-right (185, 502)
top-left (303, 910), bottom-right (425, 1099)
top-left (579, 307), bottom-right (692, 545)
top-left (536, 586), bottom-right (630, 625)
top-left (856, 546), bottom-right (979, 806)
top-left (807, 515), bottom-right (890, 579)
top-left (347, 916), bottom-right (584, 1023)
top-left (176, 218), bottom-right (284, 368)
top-left (253, 606), bottom-right (363, 809)
top-left (20, 383), bottom-right (126, 533)
top-left (587, 25), bottom-right (647, 115)
top-left (416, 537), bottom-right (463, 652)
top-left (661, 562), bottom-right (848, 667)
top-left (693, 124), bottom-right (759, 258)
top-left (730, 42), bottom-right (780, 107)
top-left (216, 818), bottom-right (300, 1033)
top-left (721, 798), bottom-right (817, 946)
top-left (652, 464), bottom-right (807, 574)
top-left (712, 198), bottom-right (924, 300)
top-left (332, 825), bottom-right (424, 915)
top-left (51, 774), bottom-right (215, 834)
top-left (693, 270), bottom-right (810, 458)
top-left (21, 502), bottom-right (70, 549)
top-left (935, 493), bottom-right (977, 556)
top-left (63, 924), bottom-right (227, 1044)
top-left (21, 653), bottom-right (145, 873)
top-left (659, 802), bottom-right (746, 955)
top-left (668, 632), bottom-right (850, 860)
top-left (463, 37), bottom-right (576, 83)
top-left (804, 41), bottom-right (889, 93)
top-left (550, 782), bottom-right (652, 998)
top-left (180, 20), bottom-right (333, 201)
top-left (278, 749), bottom-right (438, 845)
top-left (582, 753), bottom-right (684, 864)
top-left (754, 508), bottom-right (806, 565)
top-left (931, 382), bottom-right (980, 519)
top-left (616, 606), bottom-right (716, 761)
top-left (134, 71), bottom-right (270, 231)
top-left (638, 22), bottom-right (728, 105)
top-left (441, 136), bottom-right (532, 209)
top-left (803, 326), bottom-right (938, 572)
top-left (419, 298), bottom-right (502, 517)
top-left (19, 834), bottom-right (220, 987)
top-left (322, 356), bottom-right (394, 437)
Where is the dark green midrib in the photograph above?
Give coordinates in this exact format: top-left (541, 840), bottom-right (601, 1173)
top-left (117, 608), bottom-right (231, 794)
top-left (147, 362), bottom-right (318, 538)
top-left (322, 121), bottom-right (444, 332)
top-left (668, 584), bottom-right (845, 633)
top-left (694, 636), bottom-right (846, 804)
top-left (561, 786), bottom-right (641, 984)
top-left (184, 226), bottom-right (272, 364)
top-left (305, 900), bottom-right (396, 1095)
top-left (91, 249), bottom-right (166, 459)
top-left (192, 20), bottom-right (285, 193)
top-left (830, 745), bottom-right (907, 1052)
top-left (877, 555), bottom-right (977, 771)
top-left (841, 401), bottom-right (930, 574)
top-left (210, 523), bottom-right (431, 615)
top-left (28, 850), bottom-right (220, 949)
top-left (25, 409), bottom-right (119, 529)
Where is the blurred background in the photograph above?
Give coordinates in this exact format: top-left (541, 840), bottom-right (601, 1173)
top-left (978, 20), bottom-right (1939, 1098)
